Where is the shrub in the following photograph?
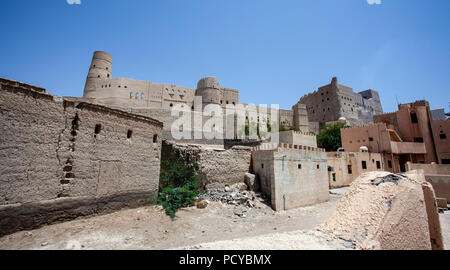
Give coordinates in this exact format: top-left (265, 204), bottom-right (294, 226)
top-left (158, 148), bottom-right (202, 219)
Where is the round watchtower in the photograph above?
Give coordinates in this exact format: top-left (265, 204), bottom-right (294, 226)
top-left (83, 51), bottom-right (112, 98)
top-left (195, 77), bottom-right (221, 110)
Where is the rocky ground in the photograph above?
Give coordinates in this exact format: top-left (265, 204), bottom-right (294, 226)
top-left (1, 186), bottom-right (449, 250)
top-left (0, 188), bottom-right (346, 250)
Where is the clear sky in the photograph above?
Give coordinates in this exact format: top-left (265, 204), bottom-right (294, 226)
top-left (0, 0), bottom-right (449, 113)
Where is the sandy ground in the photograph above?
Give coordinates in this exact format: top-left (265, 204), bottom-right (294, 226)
top-left (0, 189), bottom-right (347, 250)
top-left (1, 187), bottom-right (449, 250)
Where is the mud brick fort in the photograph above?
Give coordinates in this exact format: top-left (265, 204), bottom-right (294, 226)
top-left (0, 51), bottom-right (449, 249)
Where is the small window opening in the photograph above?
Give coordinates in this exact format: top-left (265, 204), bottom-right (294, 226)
top-left (317, 164), bottom-right (320, 169)
top-left (348, 165), bottom-right (352, 174)
top-left (362, 161), bottom-right (367, 170)
top-left (153, 134), bottom-right (158, 143)
top-left (376, 161), bottom-right (381, 169)
top-left (127, 130), bottom-right (133, 139)
top-left (411, 113), bottom-right (418, 123)
top-left (388, 160), bottom-right (393, 168)
top-left (261, 164), bottom-right (264, 169)
top-left (440, 132), bottom-right (447, 139)
top-left (414, 137), bottom-right (424, 143)
top-left (369, 137), bottom-right (374, 142)
top-left (298, 164), bottom-right (302, 169)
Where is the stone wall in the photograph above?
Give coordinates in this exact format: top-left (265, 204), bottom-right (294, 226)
top-left (0, 80), bottom-right (163, 236)
top-left (252, 144), bottom-right (329, 211)
top-left (161, 141), bottom-right (252, 190)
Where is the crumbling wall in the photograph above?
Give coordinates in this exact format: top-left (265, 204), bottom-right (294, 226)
top-left (162, 141), bottom-right (252, 190)
top-left (319, 170), bottom-right (443, 250)
top-left (0, 81), bottom-right (163, 236)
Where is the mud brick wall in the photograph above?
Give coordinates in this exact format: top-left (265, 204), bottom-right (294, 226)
top-left (0, 80), bottom-right (163, 236)
top-left (162, 141), bottom-right (252, 190)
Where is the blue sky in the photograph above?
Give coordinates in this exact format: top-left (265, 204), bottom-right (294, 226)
top-left (0, 0), bottom-right (449, 113)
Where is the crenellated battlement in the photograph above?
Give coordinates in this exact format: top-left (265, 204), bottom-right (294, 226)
top-left (252, 143), bottom-right (325, 152)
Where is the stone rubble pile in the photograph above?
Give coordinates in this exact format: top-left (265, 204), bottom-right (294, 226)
top-left (197, 183), bottom-right (257, 208)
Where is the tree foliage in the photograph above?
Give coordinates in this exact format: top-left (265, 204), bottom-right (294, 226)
top-left (316, 123), bottom-right (347, 152)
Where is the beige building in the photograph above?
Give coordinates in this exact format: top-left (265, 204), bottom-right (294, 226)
top-left (431, 118), bottom-right (450, 164)
top-left (327, 152), bottom-right (384, 188)
top-left (252, 144), bottom-right (329, 211)
top-left (341, 100), bottom-right (449, 173)
top-left (81, 51), bottom-right (383, 137)
top-left (341, 122), bottom-right (427, 173)
top-left (297, 77), bottom-right (383, 127)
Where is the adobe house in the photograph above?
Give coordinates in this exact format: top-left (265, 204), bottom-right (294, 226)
top-left (327, 151), bottom-right (384, 188)
top-left (252, 143), bottom-right (329, 211)
top-left (341, 122), bottom-right (427, 173)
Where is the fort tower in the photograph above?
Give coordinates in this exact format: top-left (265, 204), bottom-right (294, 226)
top-left (83, 51), bottom-right (112, 98)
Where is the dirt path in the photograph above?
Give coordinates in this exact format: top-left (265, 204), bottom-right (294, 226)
top-left (0, 191), bottom-right (345, 250)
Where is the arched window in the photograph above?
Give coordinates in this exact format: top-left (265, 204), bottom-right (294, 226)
top-left (153, 134), bottom-right (158, 143)
top-left (130, 92), bottom-right (133, 99)
top-left (141, 93), bottom-right (144, 99)
top-left (135, 93), bottom-right (139, 99)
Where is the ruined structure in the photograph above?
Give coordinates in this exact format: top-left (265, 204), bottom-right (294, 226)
top-left (327, 152), bottom-right (384, 188)
top-left (297, 77), bottom-right (383, 127)
top-left (0, 78), bottom-right (163, 236)
top-left (251, 144), bottom-right (329, 211)
top-left (319, 171), bottom-right (444, 250)
top-left (161, 141), bottom-right (252, 190)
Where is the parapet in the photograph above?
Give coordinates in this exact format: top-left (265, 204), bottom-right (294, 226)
top-left (252, 143), bottom-right (325, 152)
top-left (92, 51), bottom-right (112, 63)
top-left (197, 77), bottom-right (221, 90)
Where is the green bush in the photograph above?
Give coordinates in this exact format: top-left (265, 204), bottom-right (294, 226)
top-left (158, 149), bottom-right (202, 219)
top-left (317, 123), bottom-right (348, 152)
